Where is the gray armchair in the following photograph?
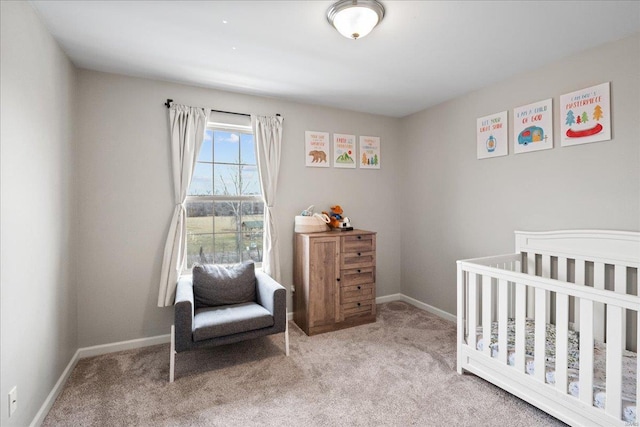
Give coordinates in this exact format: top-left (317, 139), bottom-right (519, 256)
top-left (170, 263), bottom-right (288, 382)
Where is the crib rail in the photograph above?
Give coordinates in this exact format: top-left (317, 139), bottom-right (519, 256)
top-left (459, 257), bottom-right (638, 310)
top-left (457, 253), bottom-right (639, 425)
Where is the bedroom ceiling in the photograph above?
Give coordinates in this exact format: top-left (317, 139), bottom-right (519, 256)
top-left (29, 1), bottom-right (640, 118)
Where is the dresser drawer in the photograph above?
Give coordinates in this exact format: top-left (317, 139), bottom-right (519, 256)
top-left (342, 234), bottom-right (375, 253)
top-left (340, 267), bottom-right (375, 287)
top-left (341, 283), bottom-right (374, 303)
top-left (342, 300), bottom-right (374, 319)
top-left (341, 251), bottom-right (375, 269)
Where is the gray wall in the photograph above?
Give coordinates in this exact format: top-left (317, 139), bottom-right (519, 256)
top-left (400, 33), bottom-right (640, 316)
top-left (0, 2), bottom-right (78, 426)
top-left (75, 70), bottom-right (402, 346)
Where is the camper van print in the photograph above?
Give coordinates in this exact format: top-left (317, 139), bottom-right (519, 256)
top-left (518, 126), bottom-right (544, 145)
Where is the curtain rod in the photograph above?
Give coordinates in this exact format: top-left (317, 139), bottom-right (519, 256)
top-left (164, 99), bottom-right (281, 118)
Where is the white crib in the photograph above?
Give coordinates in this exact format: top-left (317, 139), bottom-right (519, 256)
top-left (457, 230), bottom-right (640, 426)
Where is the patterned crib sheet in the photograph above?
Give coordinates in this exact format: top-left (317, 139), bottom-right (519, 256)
top-left (473, 319), bottom-right (637, 423)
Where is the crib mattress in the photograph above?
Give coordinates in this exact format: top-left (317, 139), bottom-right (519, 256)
top-left (473, 319), bottom-right (637, 423)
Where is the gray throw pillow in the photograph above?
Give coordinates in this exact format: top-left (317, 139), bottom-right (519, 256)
top-left (192, 261), bottom-right (256, 309)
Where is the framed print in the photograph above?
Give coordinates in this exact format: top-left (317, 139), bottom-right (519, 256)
top-left (333, 133), bottom-right (356, 168)
top-left (305, 131), bottom-right (330, 167)
top-left (560, 82), bottom-right (611, 147)
top-left (477, 111), bottom-right (508, 159)
top-left (513, 98), bottom-right (553, 154)
top-left (359, 136), bottom-right (380, 169)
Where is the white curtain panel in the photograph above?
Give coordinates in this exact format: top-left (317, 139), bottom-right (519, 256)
top-left (252, 115), bottom-right (284, 282)
top-left (158, 104), bottom-right (207, 307)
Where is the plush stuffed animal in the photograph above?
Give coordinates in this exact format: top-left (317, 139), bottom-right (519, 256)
top-left (322, 211), bottom-right (339, 228)
top-left (323, 205), bottom-right (344, 228)
top-left (330, 205), bottom-right (343, 219)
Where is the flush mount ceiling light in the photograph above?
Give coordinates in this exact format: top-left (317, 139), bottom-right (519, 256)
top-left (327, 0), bottom-right (385, 40)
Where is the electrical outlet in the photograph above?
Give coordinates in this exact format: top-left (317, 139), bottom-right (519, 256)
top-left (8, 386), bottom-right (17, 418)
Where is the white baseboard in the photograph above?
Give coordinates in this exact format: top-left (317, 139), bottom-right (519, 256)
top-left (30, 349), bottom-right (80, 427)
top-left (78, 334), bottom-right (171, 359)
top-left (32, 295), bottom-right (452, 426)
top-left (375, 293), bottom-right (402, 304)
top-left (398, 294), bottom-right (456, 323)
top-left (375, 293), bottom-right (456, 323)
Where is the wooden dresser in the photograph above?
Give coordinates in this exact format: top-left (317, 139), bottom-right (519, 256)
top-left (293, 229), bottom-right (376, 335)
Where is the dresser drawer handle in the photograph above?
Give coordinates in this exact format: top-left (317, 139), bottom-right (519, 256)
top-left (357, 286), bottom-right (361, 290)
top-left (357, 252), bottom-right (361, 256)
top-left (357, 269), bottom-right (361, 273)
top-left (337, 278), bottom-right (341, 282)
top-left (357, 302), bottom-right (361, 307)
top-left (357, 235), bottom-right (362, 240)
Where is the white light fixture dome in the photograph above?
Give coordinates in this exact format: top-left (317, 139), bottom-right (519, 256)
top-left (327, 0), bottom-right (385, 40)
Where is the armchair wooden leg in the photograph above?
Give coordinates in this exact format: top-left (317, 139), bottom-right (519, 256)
top-left (170, 325), bottom-right (176, 383)
top-left (284, 320), bottom-right (290, 356)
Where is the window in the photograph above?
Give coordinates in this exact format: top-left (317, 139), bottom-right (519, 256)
top-left (185, 125), bottom-right (263, 267)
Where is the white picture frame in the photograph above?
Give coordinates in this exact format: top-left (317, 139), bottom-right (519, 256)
top-left (513, 98), bottom-right (553, 154)
top-left (560, 82), bottom-right (611, 147)
top-left (359, 136), bottom-right (380, 169)
top-left (305, 131), bottom-right (330, 167)
top-left (333, 133), bottom-right (356, 168)
top-left (477, 111), bottom-right (508, 159)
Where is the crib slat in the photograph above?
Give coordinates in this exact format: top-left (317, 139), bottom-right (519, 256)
top-left (556, 257), bottom-right (569, 394)
top-left (542, 255), bottom-right (551, 322)
top-left (605, 305), bottom-right (623, 419)
top-left (491, 275), bottom-right (498, 328)
top-left (558, 254), bottom-right (570, 384)
top-left (575, 259), bottom-right (586, 285)
top-left (541, 255), bottom-right (551, 278)
top-left (527, 253), bottom-right (536, 319)
top-left (614, 265), bottom-right (627, 293)
top-left (498, 279), bottom-right (508, 365)
top-left (579, 298), bottom-right (594, 407)
top-left (614, 265), bottom-right (627, 349)
top-left (508, 279), bottom-right (515, 319)
top-left (594, 262), bottom-right (605, 342)
top-left (527, 252), bottom-right (536, 274)
top-left (482, 275), bottom-right (492, 357)
top-left (515, 282), bottom-right (527, 373)
top-left (574, 259), bottom-right (586, 331)
top-left (534, 287), bottom-right (547, 383)
top-left (593, 262), bottom-right (605, 289)
top-left (557, 257), bottom-right (568, 282)
top-left (468, 273), bottom-right (478, 350)
top-left (555, 292), bottom-right (569, 395)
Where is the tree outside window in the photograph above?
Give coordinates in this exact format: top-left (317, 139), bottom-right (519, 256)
top-left (185, 127), bottom-right (263, 267)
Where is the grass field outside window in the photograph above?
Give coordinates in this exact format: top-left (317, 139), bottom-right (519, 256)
top-left (185, 126), bottom-right (264, 268)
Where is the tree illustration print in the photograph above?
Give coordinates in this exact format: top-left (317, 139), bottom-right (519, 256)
top-left (593, 105), bottom-right (603, 121)
top-left (565, 110), bottom-right (575, 126)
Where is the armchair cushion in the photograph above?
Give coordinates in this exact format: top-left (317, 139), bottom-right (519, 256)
top-left (193, 302), bottom-right (274, 341)
top-left (192, 261), bottom-right (256, 309)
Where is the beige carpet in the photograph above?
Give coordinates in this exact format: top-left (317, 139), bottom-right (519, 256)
top-left (43, 302), bottom-right (563, 426)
